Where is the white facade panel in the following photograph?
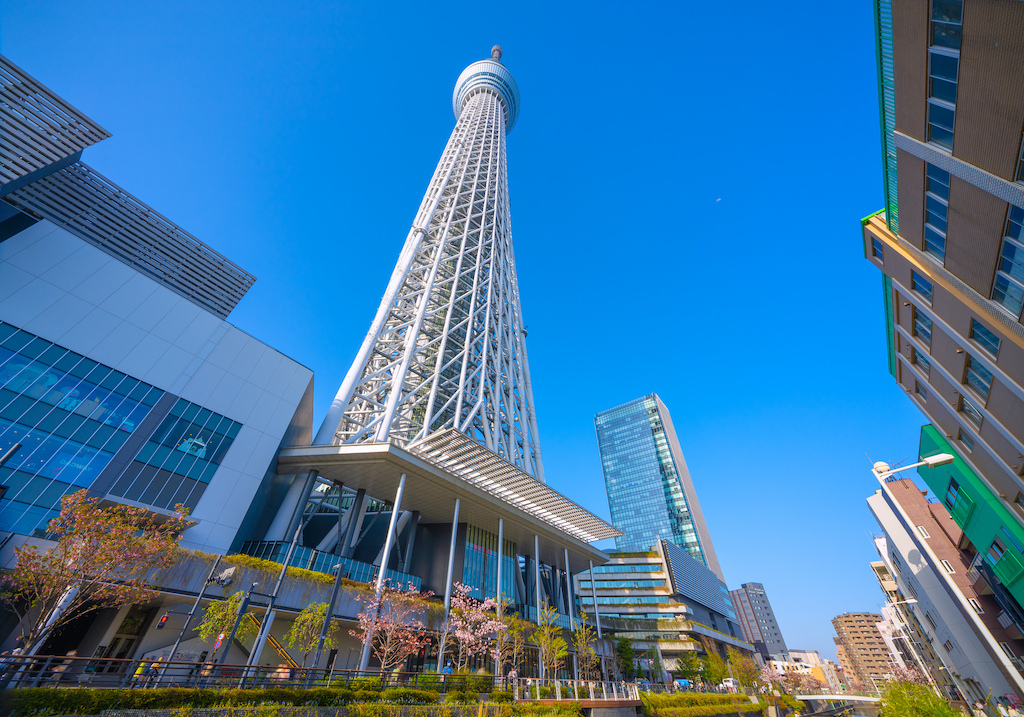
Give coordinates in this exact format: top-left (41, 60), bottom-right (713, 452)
top-left (868, 491), bottom-right (1015, 700)
top-left (0, 220), bottom-right (313, 554)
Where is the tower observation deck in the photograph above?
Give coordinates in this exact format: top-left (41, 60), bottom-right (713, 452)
top-left (315, 48), bottom-right (544, 481)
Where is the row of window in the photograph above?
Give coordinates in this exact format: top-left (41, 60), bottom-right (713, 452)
top-left (905, 299), bottom-right (1000, 435)
top-left (577, 579), bottom-right (666, 590)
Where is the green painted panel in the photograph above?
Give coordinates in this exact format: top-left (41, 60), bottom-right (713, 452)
top-left (918, 425), bottom-right (1024, 604)
top-left (949, 491), bottom-right (975, 529)
top-left (874, 0), bottom-right (898, 233)
top-left (993, 551), bottom-right (1024, 586)
top-left (883, 275), bottom-right (896, 378)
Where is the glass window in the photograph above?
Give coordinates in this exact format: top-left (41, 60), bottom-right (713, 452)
top-left (960, 395), bottom-right (984, 428)
top-left (924, 164), bottom-right (951, 260)
top-left (915, 381), bottom-right (928, 401)
top-left (993, 206), bottom-right (1024, 318)
top-left (872, 238), bottom-right (884, 261)
top-left (912, 349), bottom-right (931, 375)
top-left (928, 101), bottom-right (955, 151)
top-left (1017, 136), bottom-right (1024, 184)
top-left (988, 539), bottom-right (1007, 564)
top-left (969, 319), bottom-right (1001, 358)
top-left (913, 308), bottom-right (933, 347)
top-left (926, 163), bottom-right (951, 199)
top-left (959, 429), bottom-right (974, 452)
top-left (968, 598), bottom-right (984, 614)
top-left (964, 356), bottom-right (993, 401)
top-left (945, 478), bottom-right (961, 509)
top-left (928, 0), bottom-right (961, 146)
top-left (941, 559), bottom-right (954, 573)
top-left (912, 271), bottom-right (934, 303)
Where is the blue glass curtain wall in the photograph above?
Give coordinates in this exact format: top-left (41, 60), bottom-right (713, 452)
top-left (0, 322), bottom-right (163, 535)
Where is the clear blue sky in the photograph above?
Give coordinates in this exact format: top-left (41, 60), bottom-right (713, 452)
top-left (1, 1), bottom-right (930, 661)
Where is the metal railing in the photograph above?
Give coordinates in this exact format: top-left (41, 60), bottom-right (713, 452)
top-left (0, 654), bottom-right (637, 700)
top-left (511, 677), bottom-right (640, 701)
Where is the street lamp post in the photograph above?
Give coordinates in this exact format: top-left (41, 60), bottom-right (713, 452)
top-left (871, 454), bottom-right (956, 483)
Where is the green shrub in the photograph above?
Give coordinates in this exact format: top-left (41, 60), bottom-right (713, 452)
top-left (415, 673), bottom-right (443, 691)
top-left (652, 705), bottom-right (766, 717)
top-left (353, 689), bottom-right (383, 703)
top-left (349, 676), bottom-right (384, 691)
top-left (489, 690), bottom-right (513, 704)
top-left (381, 687), bottom-right (439, 704)
top-left (880, 681), bottom-right (961, 717)
top-left (444, 690), bottom-right (477, 704)
top-left (450, 670), bottom-right (493, 693)
top-left (517, 701), bottom-right (585, 717)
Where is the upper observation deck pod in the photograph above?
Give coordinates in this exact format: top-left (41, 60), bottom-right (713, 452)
top-left (452, 46), bottom-right (521, 134)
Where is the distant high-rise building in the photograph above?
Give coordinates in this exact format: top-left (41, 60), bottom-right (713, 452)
top-left (595, 394), bottom-right (723, 581)
top-left (832, 612), bottom-right (895, 693)
top-left (729, 582), bottom-right (788, 659)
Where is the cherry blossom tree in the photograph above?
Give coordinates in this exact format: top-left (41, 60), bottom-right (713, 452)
top-left (350, 583), bottom-right (432, 674)
top-left (0, 490), bottom-right (190, 655)
top-left (760, 664), bottom-right (785, 693)
top-left (885, 664), bottom-right (928, 685)
top-left (445, 582), bottom-right (504, 671)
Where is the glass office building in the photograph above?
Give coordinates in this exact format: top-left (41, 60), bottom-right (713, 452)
top-left (595, 394), bottom-right (724, 582)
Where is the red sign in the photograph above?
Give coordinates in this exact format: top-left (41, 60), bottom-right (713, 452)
top-left (214, 632), bottom-right (225, 650)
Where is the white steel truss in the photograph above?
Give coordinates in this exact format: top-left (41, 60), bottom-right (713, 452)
top-left (316, 60), bottom-right (544, 481)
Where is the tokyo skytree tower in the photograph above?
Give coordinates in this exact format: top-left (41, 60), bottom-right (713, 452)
top-left (315, 47), bottom-right (545, 481)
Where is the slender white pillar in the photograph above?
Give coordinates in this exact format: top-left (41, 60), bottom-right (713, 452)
top-left (358, 473), bottom-right (406, 671)
top-left (589, 560), bottom-right (602, 639)
top-left (436, 498), bottom-right (461, 670)
top-left (496, 518), bottom-right (504, 609)
top-left (534, 535), bottom-right (541, 625)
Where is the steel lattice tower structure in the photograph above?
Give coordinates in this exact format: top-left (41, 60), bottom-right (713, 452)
top-left (315, 47), bottom-right (545, 481)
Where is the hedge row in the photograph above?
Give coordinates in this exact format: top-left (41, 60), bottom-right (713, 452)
top-left (652, 704), bottom-right (767, 717)
top-left (0, 687), bottom-right (534, 717)
top-left (1, 687), bottom-right (381, 717)
top-left (644, 693), bottom-right (750, 709)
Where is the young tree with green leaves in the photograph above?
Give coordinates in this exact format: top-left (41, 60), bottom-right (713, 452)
top-left (727, 646), bottom-right (759, 688)
top-left (285, 602), bottom-right (337, 667)
top-left (615, 637), bottom-right (637, 680)
top-left (572, 622), bottom-right (598, 680)
top-left (702, 650), bottom-right (729, 685)
top-left (648, 647), bottom-right (665, 684)
top-left (0, 490), bottom-right (190, 655)
top-left (198, 591), bottom-right (259, 645)
top-left (495, 610), bottom-right (531, 674)
top-left (530, 604), bottom-right (567, 678)
top-left (674, 651), bottom-right (703, 684)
